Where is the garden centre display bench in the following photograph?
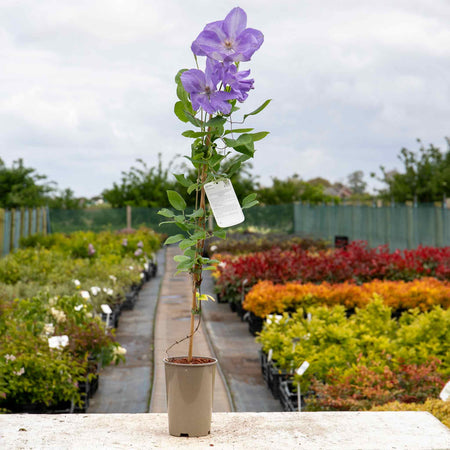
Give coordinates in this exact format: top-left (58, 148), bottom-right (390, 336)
top-left (1, 411), bottom-right (449, 449)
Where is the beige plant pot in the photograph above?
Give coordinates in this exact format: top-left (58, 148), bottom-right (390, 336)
top-left (164, 356), bottom-right (217, 437)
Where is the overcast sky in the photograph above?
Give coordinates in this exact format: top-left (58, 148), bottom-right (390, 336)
top-left (1, 0), bottom-right (450, 197)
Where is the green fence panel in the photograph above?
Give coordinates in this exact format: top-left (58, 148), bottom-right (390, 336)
top-left (45, 203), bottom-right (450, 250)
top-left (242, 203), bottom-right (294, 233)
top-left (31, 208), bottom-right (37, 235)
top-left (2, 211), bottom-right (11, 256)
top-left (13, 210), bottom-right (21, 250)
top-left (22, 209), bottom-right (29, 239)
top-left (131, 207), bottom-right (180, 237)
top-left (49, 208), bottom-right (128, 233)
top-left (293, 202), bottom-right (450, 250)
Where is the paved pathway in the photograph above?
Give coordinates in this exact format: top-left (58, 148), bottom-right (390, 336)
top-left (88, 250), bottom-right (164, 413)
top-left (90, 245), bottom-right (281, 413)
top-left (149, 245), bottom-right (231, 412)
top-left (202, 272), bottom-right (282, 412)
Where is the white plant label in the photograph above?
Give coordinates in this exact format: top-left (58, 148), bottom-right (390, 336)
top-left (296, 360), bottom-right (310, 376)
top-left (440, 380), bottom-right (450, 401)
top-left (267, 349), bottom-right (273, 362)
top-left (101, 304), bottom-right (112, 315)
top-left (204, 180), bottom-right (244, 228)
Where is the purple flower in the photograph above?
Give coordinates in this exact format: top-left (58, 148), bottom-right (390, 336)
top-left (222, 64), bottom-right (254, 102)
top-left (134, 248), bottom-right (143, 257)
top-left (137, 240), bottom-right (144, 248)
top-left (122, 239), bottom-right (128, 247)
top-left (204, 59), bottom-right (254, 103)
top-left (191, 7), bottom-right (263, 62)
top-left (88, 244), bottom-right (95, 256)
top-left (181, 60), bottom-right (236, 114)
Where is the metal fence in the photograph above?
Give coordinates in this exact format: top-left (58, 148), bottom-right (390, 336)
top-left (0, 207), bottom-right (49, 256)
top-left (42, 202), bottom-right (450, 251)
top-left (293, 202), bottom-right (450, 249)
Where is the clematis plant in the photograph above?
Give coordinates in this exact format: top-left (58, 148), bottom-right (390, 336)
top-left (159, 7), bottom-right (270, 362)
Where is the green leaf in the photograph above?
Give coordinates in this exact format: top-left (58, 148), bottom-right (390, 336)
top-left (242, 200), bottom-right (259, 209)
top-left (223, 128), bottom-right (254, 135)
top-left (167, 190), bottom-right (186, 211)
top-left (242, 193), bottom-right (257, 206)
top-left (179, 239), bottom-right (197, 250)
top-left (164, 234), bottom-right (185, 245)
top-left (157, 208), bottom-right (175, 218)
top-left (174, 222), bottom-right (191, 232)
top-left (174, 101), bottom-right (189, 123)
top-left (173, 254), bottom-right (191, 263)
top-left (184, 111), bottom-right (204, 128)
top-left (206, 116), bottom-right (227, 129)
top-left (188, 208), bottom-right (205, 219)
top-left (182, 130), bottom-right (209, 138)
top-left (184, 248), bottom-right (196, 258)
top-left (191, 230), bottom-right (206, 240)
top-left (209, 153), bottom-right (226, 169)
top-left (213, 229), bottom-right (226, 239)
top-left (175, 69), bottom-right (187, 86)
top-left (174, 173), bottom-right (193, 187)
top-left (208, 258), bottom-right (220, 265)
top-left (223, 134), bottom-right (255, 157)
top-left (249, 131), bottom-right (270, 142)
top-left (187, 183), bottom-right (198, 195)
top-left (243, 99), bottom-right (271, 121)
top-left (175, 258), bottom-right (195, 272)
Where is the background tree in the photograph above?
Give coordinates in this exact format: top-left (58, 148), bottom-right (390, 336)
top-left (102, 155), bottom-right (258, 208)
top-left (0, 158), bottom-right (53, 208)
top-left (347, 170), bottom-right (367, 195)
top-left (373, 138), bottom-right (450, 203)
top-left (307, 177), bottom-right (332, 188)
top-left (257, 174), bottom-right (340, 205)
top-left (102, 155), bottom-right (178, 208)
top-left (47, 188), bottom-right (82, 210)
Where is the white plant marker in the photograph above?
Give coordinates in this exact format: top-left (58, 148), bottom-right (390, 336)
top-left (204, 180), bottom-right (244, 228)
top-left (440, 380), bottom-right (450, 401)
top-left (101, 304), bottom-right (113, 333)
top-left (295, 360), bottom-right (310, 412)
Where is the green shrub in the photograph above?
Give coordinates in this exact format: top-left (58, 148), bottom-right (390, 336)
top-left (257, 298), bottom-right (450, 393)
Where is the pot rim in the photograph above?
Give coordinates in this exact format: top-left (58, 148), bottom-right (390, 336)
top-left (164, 356), bottom-right (217, 366)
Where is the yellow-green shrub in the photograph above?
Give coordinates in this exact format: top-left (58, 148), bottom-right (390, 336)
top-left (371, 399), bottom-right (450, 428)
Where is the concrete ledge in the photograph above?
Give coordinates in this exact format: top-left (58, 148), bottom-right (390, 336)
top-left (1, 412), bottom-right (449, 449)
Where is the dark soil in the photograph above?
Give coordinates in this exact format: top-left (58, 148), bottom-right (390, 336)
top-left (167, 357), bottom-right (216, 365)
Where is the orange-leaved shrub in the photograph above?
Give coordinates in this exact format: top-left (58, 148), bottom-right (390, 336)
top-left (244, 278), bottom-right (450, 318)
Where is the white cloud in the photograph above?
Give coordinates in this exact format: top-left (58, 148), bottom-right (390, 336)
top-left (1, 0), bottom-right (449, 196)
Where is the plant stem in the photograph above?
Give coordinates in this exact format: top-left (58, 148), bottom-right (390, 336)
top-left (187, 163), bottom-right (208, 362)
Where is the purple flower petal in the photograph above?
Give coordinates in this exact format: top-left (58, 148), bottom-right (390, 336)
top-left (191, 7), bottom-right (263, 62)
top-left (232, 28), bottom-right (264, 62)
top-left (210, 91), bottom-right (235, 114)
top-left (205, 58), bottom-right (223, 86)
top-left (222, 7), bottom-right (247, 40)
top-left (180, 69), bottom-right (206, 94)
top-left (180, 66), bottom-right (237, 114)
top-left (191, 29), bottom-right (223, 58)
